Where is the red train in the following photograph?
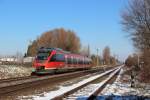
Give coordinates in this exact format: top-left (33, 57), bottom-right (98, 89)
top-left (32, 47), bottom-right (92, 74)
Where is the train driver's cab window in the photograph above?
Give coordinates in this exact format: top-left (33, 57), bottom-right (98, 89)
top-left (36, 52), bottom-right (50, 61)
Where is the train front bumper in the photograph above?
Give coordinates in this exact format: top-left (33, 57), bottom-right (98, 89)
top-left (32, 67), bottom-right (56, 75)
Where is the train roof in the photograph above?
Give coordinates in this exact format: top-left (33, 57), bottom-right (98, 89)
top-left (38, 47), bottom-right (90, 59)
top-left (38, 47), bottom-right (70, 53)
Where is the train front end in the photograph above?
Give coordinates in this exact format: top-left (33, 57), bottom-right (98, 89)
top-left (32, 48), bottom-right (53, 75)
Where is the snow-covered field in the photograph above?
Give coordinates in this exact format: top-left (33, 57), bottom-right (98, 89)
top-left (0, 65), bottom-right (33, 79)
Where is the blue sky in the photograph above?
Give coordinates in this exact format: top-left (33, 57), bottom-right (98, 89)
top-left (0, 0), bottom-right (133, 60)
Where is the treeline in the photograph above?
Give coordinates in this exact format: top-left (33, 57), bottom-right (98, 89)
top-left (125, 54), bottom-right (139, 68)
top-left (26, 28), bottom-right (118, 66)
top-left (121, 0), bottom-right (150, 82)
top-left (91, 46), bottom-right (118, 66)
top-left (27, 28), bottom-right (81, 56)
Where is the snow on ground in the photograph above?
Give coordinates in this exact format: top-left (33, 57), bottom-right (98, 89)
top-left (64, 68), bottom-right (121, 100)
top-left (18, 67), bottom-right (119, 100)
top-left (101, 67), bottom-right (150, 97)
top-left (0, 65), bottom-right (33, 79)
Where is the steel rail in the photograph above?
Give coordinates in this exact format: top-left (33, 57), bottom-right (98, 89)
top-left (46, 66), bottom-right (122, 100)
top-left (0, 67), bottom-right (106, 95)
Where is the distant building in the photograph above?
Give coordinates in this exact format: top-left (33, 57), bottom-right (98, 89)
top-left (0, 56), bottom-right (34, 64)
top-left (0, 57), bottom-right (18, 62)
top-left (23, 57), bottom-right (35, 63)
top-left (0, 57), bottom-right (23, 63)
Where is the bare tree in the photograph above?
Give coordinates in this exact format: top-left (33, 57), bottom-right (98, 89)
top-left (110, 56), bottom-right (116, 65)
top-left (121, 0), bottom-right (150, 82)
top-left (121, 0), bottom-right (150, 50)
top-left (27, 40), bottom-right (38, 56)
top-left (125, 54), bottom-right (138, 68)
top-left (103, 46), bottom-right (111, 65)
top-left (91, 54), bottom-right (101, 66)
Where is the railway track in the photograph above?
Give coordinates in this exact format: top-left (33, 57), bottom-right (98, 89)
top-left (0, 67), bottom-right (109, 96)
top-left (40, 66), bottom-right (122, 100)
top-left (65, 68), bottom-right (120, 100)
top-left (0, 76), bottom-right (38, 84)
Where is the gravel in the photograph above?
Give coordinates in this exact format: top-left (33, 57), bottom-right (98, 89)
top-left (0, 65), bottom-right (33, 79)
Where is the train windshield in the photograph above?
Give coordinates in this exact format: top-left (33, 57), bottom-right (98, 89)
top-left (36, 52), bottom-right (50, 60)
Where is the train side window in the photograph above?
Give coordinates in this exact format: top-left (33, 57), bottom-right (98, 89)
top-left (78, 59), bottom-right (80, 64)
top-left (50, 54), bottom-right (65, 62)
top-left (83, 59), bottom-right (84, 64)
top-left (79, 59), bottom-right (82, 64)
top-left (76, 58), bottom-right (78, 64)
top-left (67, 57), bottom-right (72, 64)
top-left (50, 54), bottom-right (56, 61)
top-left (73, 58), bottom-right (75, 64)
top-left (75, 58), bottom-right (77, 64)
top-left (67, 58), bottom-right (69, 64)
top-left (73, 58), bottom-right (77, 64)
top-left (82, 59), bottom-right (84, 65)
top-left (70, 58), bottom-right (72, 64)
top-left (56, 54), bottom-right (65, 62)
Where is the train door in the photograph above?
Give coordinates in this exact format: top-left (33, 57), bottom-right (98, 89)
top-left (71, 56), bottom-right (73, 68)
top-left (65, 55), bottom-right (68, 68)
top-left (48, 53), bottom-right (65, 69)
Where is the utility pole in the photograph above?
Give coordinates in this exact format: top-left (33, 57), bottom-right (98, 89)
top-left (87, 44), bottom-right (90, 58)
top-left (96, 48), bottom-right (99, 67)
